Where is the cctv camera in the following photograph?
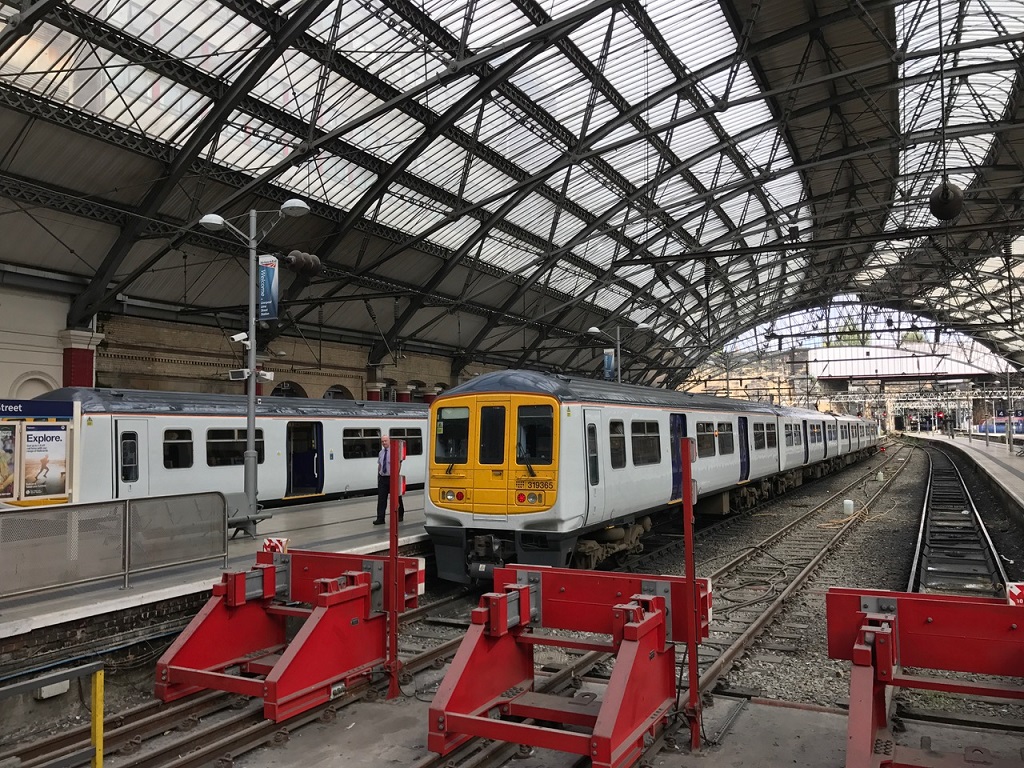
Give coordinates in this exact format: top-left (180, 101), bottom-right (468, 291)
top-left (230, 332), bottom-right (248, 342)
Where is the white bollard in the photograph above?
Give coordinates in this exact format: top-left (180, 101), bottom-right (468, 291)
top-left (876, 471), bottom-right (884, 482)
top-left (843, 499), bottom-right (855, 517)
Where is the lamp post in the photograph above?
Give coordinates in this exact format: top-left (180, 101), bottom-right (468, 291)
top-left (587, 323), bottom-right (651, 383)
top-left (199, 199), bottom-right (310, 520)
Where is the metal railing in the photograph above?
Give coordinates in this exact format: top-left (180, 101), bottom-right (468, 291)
top-left (0, 493), bottom-right (228, 599)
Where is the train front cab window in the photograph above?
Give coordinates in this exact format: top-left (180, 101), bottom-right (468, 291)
top-left (435, 407), bottom-right (469, 463)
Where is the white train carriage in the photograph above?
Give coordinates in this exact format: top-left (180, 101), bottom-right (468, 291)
top-left (424, 370), bottom-right (879, 583)
top-left (32, 388), bottom-right (428, 515)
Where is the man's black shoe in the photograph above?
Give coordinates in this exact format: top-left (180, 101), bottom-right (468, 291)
top-left (372, 518), bottom-right (385, 525)
top-left (399, 516), bottom-right (405, 522)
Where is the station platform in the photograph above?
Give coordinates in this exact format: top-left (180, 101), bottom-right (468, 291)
top-left (0, 491), bottom-right (428, 641)
top-left (903, 430), bottom-right (1024, 510)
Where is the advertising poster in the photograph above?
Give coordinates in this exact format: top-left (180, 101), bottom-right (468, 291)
top-left (0, 424), bottom-right (16, 500)
top-left (258, 254), bottom-right (279, 321)
top-left (23, 424), bottom-right (68, 498)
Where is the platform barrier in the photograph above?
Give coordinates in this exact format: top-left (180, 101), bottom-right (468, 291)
top-left (826, 587), bottom-right (1024, 768)
top-left (154, 548), bottom-right (423, 721)
top-left (428, 565), bottom-right (712, 768)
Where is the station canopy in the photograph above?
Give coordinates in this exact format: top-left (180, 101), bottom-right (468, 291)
top-left (1, 0), bottom-right (1023, 387)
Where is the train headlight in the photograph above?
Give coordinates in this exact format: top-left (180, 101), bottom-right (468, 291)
top-left (526, 493), bottom-right (538, 504)
top-left (443, 490), bottom-right (456, 501)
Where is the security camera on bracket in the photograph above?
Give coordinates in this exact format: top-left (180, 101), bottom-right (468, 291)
top-left (230, 331), bottom-right (251, 348)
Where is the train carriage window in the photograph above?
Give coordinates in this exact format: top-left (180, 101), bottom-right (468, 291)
top-left (609, 420), bottom-right (626, 468)
top-left (388, 427), bottom-right (422, 456)
top-left (163, 429), bottom-right (193, 469)
top-left (766, 423), bottom-right (778, 448)
top-left (794, 427), bottom-right (803, 445)
top-left (784, 424), bottom-right (794, 447)
top-left (343, 428), bottom-right (380, 459)
top-left (631, 421), bottom-right (661, 465)
top-left (717, 422), bottom-right (734, 455)
top-left (206, 429), bottom-right (265, 466)
top-left (696, 422), bottom-right (716, 458)
top-left (435, 407), bottom-right (468, 464)
top-left (840, 424), bottom-right (849, 440)
top-left (587, 424), bottom-right (599, 485)
top-left (479, 406), bottom-right (506, 465)
top-left (516, 405), bottom-right (553, 465)
top-left (120, 432), bottom-right (139, 482)
top-left (753, 423), bottom-right (766, 450)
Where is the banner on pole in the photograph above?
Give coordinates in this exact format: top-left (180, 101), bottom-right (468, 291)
top-left (603, 348), bottom-right (615, 381)
top-left (258, 255), bottom-right (279, 321)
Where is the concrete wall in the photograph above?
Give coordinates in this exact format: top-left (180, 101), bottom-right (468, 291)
top-left (0, 286), bottom-right (65, 398)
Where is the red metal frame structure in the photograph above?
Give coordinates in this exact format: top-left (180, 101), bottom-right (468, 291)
top-left (429, 565), bottom-right (712, 768)
top-left (827, 588), bottom-right (1024, 768)
top-left (155, 549), bottom-right (422, 721)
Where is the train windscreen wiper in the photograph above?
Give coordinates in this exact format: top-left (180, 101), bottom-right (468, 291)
top-left (446, 462), bottom-right (455, 474)
top-left (517, 444), bottom-right (536, 477)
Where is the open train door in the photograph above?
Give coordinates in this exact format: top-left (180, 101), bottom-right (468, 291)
top-left (115, 419), bottom-right (149, 498)
top-left (801, 419), bottom-right (810, 464)
top-left (737, 416), bottom-right (750, 481)
top-left (286, 421), bottom-right (324, 498)
top-left (583, 408), bottom-right (604, 526)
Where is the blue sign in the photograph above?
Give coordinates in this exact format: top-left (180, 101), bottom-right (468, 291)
top-left (603, 349), bottom-right (615, 381)
top-left (258, 255), bottom-right (279, 321)
top-left (0, 400), bottom-right (74, 419)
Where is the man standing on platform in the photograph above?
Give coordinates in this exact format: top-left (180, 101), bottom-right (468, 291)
top-left (374, 434), bottom-right (405, 525)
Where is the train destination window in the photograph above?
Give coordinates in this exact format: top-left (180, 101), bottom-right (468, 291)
top-left (717, 422), bottom-right (734, 454)
top-left (343, 428), bottom-right (380, 459)
top-left (479, 406), bottom-right (506, 465)
top-left (207, 428), bottom-right (265, 466)
top-left (631, 421), bottom-right (661, 465)
top-left (753, 423), bottom-right (766, 450)
top-left (516, 405), bottom-right (553, 465)
top-left (120, 432), bottom-right (139, 482)
top-left (696, 422), bottom-right (716, 458)
top-left (587, 424), bottom-right (599, 485)
top-left (163, 429), bottom-right (193, 469)
top-left (766, 423), bottom-right (778, 448)
top-left (435, 407), bottom-right (469, 464)
top-left (609, 420), bottom-right (626, 468)
top-left (389, 427), bottom-right (423, 455)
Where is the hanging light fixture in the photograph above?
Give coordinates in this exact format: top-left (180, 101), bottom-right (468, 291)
top-left (929, 0), bottom-right (963, 221)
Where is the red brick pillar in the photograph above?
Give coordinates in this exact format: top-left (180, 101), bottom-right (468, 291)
top-left (365, 383), bottom-right (383, 401)
top-left (423, 387), bottom-right (442, 404)
top-left (58, 329), bottom-right (104, 387)
top-left (396, 385), bottom-right (413, 403)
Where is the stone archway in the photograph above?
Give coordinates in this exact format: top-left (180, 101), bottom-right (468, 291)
top-left (271, 381), bottom-right (307, 397)
top-left (323, 384), bottom-right (354, 400)
top-left (10, 371), bottom-right (60, 399)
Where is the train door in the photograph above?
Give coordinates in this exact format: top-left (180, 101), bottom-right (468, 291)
top-left (115, 419), bottom-right (149, 498)
top-left (286, 421), bottom-right (324, 497)
top-left (801, 420), bottom-right (809, 464)
top-left (669, 413), bottom-right (687, 501)
top-left (737, 416), bottom-right (750, 481)
top-left (821, 421), bottom-right (828, 458)
top-left (475, 396), bottom-right (511, 518)
top-left (583, 408), bottom-right (604, 525)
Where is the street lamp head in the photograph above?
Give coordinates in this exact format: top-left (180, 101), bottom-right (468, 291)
top-left (636, 322), bottom-right (652, 330)
top-left (586, 326), bottom-right (602, 335)
top-left (199, 213), bottom-right (226, 231)
top-left (280, 198), bottom-right (310, 218)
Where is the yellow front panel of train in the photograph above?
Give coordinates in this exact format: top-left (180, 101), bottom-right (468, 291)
top-left (430, 393), bottom-right (558, 515)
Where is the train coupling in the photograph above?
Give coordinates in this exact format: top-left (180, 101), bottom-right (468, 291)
top-left (468, 534), bottom-right (506, 580)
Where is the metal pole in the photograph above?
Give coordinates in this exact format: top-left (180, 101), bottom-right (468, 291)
top-left (1008, 369), bottom-right (1013, 455)
top-left (245, 209), bottom-right (259, 520)
top-left (615, 326), bottom-right (621, 384)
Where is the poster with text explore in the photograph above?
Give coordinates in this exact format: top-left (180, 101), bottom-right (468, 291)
top-left (23, 424), bottom-right (68, 499)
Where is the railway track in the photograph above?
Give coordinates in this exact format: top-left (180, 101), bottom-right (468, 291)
top-left (8, 444), bottom-right (916, 768)
top-left (908, 446), bottom-right (1007, 597)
